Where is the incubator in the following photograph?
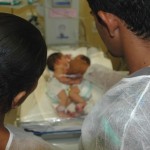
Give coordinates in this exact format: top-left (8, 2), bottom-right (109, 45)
top-left (16, 45), bottom-right (128, 150)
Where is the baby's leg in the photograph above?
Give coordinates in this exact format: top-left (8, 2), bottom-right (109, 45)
top-left (58, 89), bottom-right (70, 106)
top-left (56, 90), bottom-right (71, 117)
top-left (69, 86), bottom-right (85, 103)
top-left (69, 86), bottom-right (86, 113)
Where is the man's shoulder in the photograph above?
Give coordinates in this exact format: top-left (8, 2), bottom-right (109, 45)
top-left (6, 125), bottom-right (52, 149)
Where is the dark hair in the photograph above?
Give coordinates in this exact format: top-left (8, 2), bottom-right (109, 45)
top-left (80, 55), bottom-right (91, 65)
top-left (0, 13), bottom-right (47, 113)
top-left (87, 0), bottom-right (150, 39)
top-left (47, 52), bottom-right (62, 71)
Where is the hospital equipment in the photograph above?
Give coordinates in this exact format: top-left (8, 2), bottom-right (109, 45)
top-left (16, 46), bottom-right (128, 150)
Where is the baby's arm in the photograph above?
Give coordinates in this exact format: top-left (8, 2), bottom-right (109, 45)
top-left (56, 74), bottom-right (82, 85)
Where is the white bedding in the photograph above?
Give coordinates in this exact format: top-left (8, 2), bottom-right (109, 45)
top-left (18, 46), bottom-right (127, 133)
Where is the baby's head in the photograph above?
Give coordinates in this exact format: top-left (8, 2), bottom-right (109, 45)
top-left (47, 52), bottom-right (71, 71)
top-left (47, 52), bottom-right (62, 71)
top-left (68, 55), bottom-right (91, 75)
top-left (76, 55), bottom-right (91, 65)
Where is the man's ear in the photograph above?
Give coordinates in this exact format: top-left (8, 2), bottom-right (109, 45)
top-left (97, 11), bottom-right (119, 37)
top-left (12, 91), bottom-right (26, 109)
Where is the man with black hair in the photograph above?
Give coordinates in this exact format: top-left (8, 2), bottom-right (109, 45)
top-left (0, 13), bottom-right (53, 149)
top-left (80, 0), bottom-right (150, 150)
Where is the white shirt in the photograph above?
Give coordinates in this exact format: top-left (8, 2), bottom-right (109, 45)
top-left (5, 125), bottom-right (52, 150)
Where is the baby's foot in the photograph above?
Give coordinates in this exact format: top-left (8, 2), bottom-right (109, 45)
top-left (58, 111), bottom-right (71, 118)
top-left (56, 105), bottom-right (69, 118)
top-left (56, 105), bottom-right (65, 112)
top-left (76, 102), bottom-right (86, 113)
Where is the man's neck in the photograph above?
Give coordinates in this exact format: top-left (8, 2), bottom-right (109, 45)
top-left (121, 29), bottom-right (150, 74)
top-left (0, 114), bottom-right (10, 150)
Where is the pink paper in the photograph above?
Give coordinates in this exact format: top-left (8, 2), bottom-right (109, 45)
top-left (49, 8), bottom-right (77, 18)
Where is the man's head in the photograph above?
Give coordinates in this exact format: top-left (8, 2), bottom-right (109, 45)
top-left (0, 13), bottom-right (47, 113)
top-left (88, 0), bottom-right (150, 39)
top-left (87, 0), bottom-right (150, 56)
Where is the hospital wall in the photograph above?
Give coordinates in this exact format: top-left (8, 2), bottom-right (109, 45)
top-left (0, 0), bottom-right (126, 71)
